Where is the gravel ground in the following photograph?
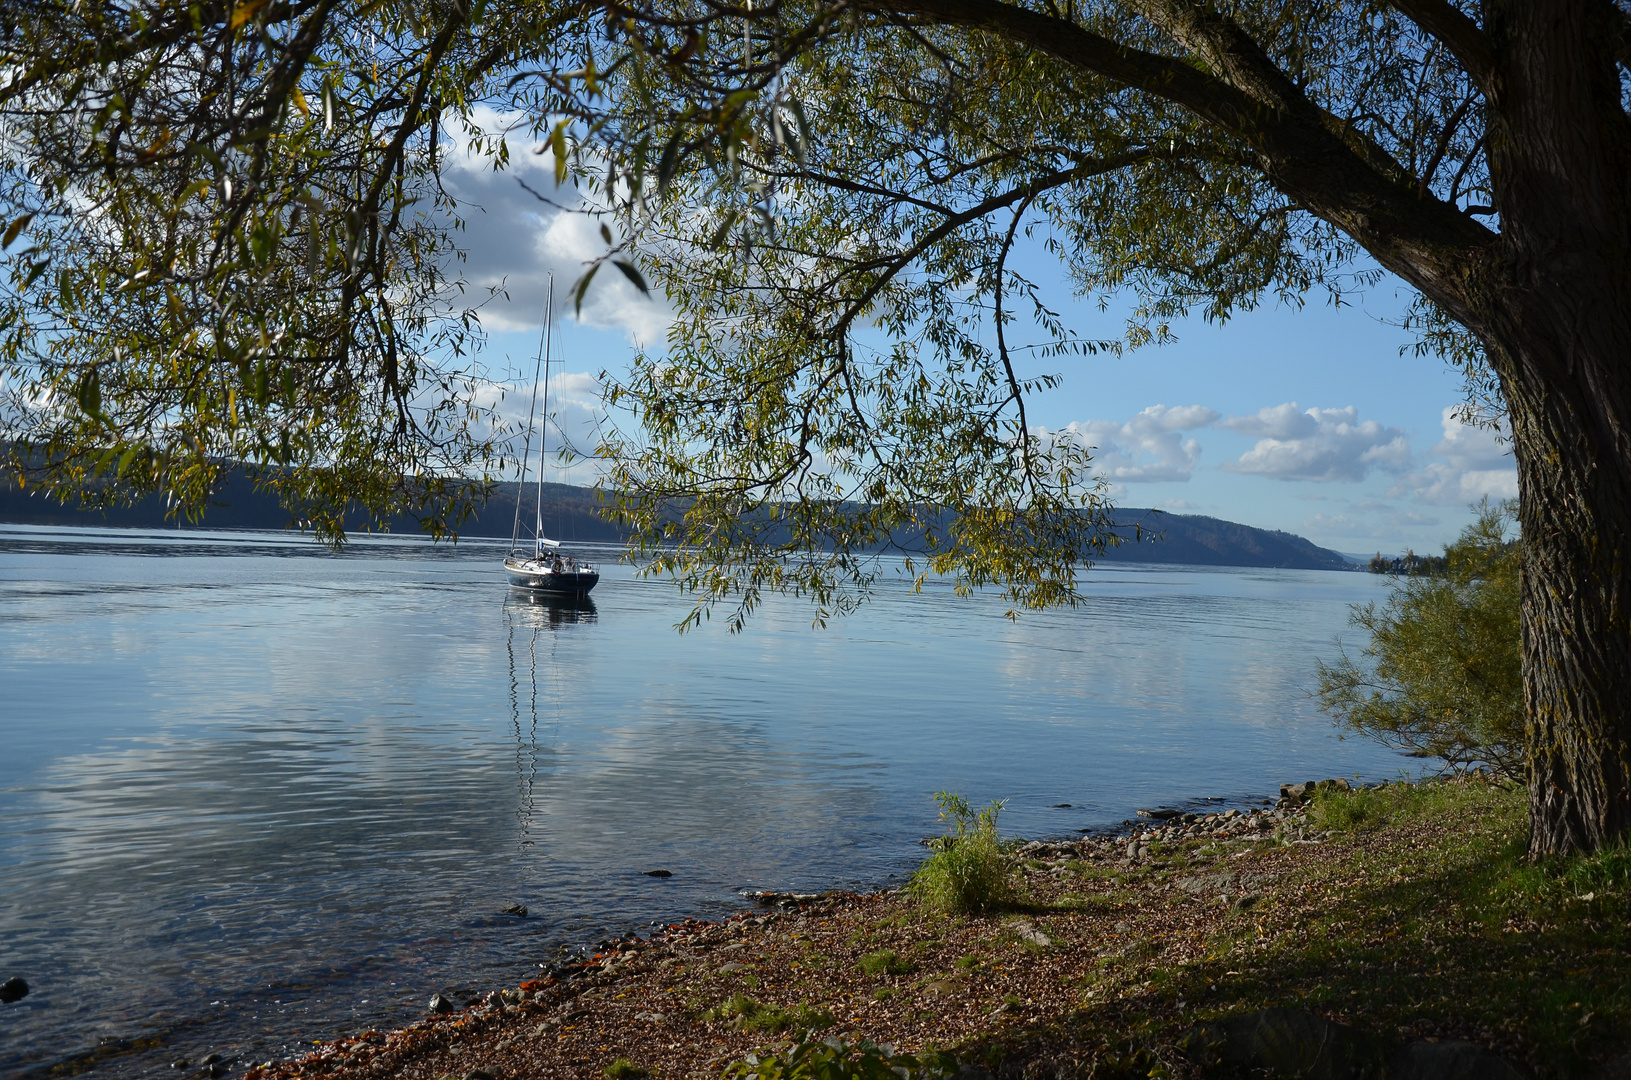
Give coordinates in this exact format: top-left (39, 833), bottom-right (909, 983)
top-left (242, 801), bottom-right (1335, 1080)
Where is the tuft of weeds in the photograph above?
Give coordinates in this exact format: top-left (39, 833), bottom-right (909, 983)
top-left (724, 1036), bottom-right (958, 1080)
top-left (908, 792), bottom-right (1019, 915)
top-left (704, 994), bottom-right (834, 1034)
top-left (603, 1059), bottom-right (648, 1080)
top-left (857, 949), bottom-right (913, 977)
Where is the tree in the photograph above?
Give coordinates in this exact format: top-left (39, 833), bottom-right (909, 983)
top-left (0, 0), bottom-right (578, 539)
top-left (4, 0), bottom-right (1630, 855)
top-left (1319, 500), bottom-right (1524, 782)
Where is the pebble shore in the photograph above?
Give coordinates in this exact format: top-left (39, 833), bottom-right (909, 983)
top-left (235, 782), bottom-right (1348, 1080)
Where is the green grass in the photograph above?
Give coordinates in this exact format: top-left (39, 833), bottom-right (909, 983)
top-left (1168, 778), bottom-right (1631, 1076)
top-left (857, 948), bottom-right (913, 977)
top-left (602, 1058), bottom-right (648, 1080)
top-left (704, 994), bottom-right (835, 1034)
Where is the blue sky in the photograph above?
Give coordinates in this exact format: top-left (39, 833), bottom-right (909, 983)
top-left (443, 134), bottom-right (1515, 559)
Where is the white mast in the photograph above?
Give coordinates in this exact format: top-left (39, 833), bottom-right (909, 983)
top-left (509, 280), bottom-right (551, 556)
top-left (536, 277), bottom-right (554, 549)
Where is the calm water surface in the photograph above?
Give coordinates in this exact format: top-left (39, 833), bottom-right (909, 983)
top-left (1, 525), bottom-right (1407, 1076)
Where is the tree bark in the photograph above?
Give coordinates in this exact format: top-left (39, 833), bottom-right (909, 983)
top-left (1476, 0), bottom-right (1631, 857)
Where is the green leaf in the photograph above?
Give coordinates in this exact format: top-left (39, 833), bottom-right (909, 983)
top-left (706, 209), bottom-right (737, 250)
top-left (613, 259), bottom-right (649, 294)
top-left (76, 368), bottom-right (102, 417)
top-left (784, 98), bottom-right (810, 165)
top-left (572, 262), bottom-right (600, 315)
top-left (655, 124), bottom-right (686, 199)
top-left (3, 213), bottom-right (34, 250)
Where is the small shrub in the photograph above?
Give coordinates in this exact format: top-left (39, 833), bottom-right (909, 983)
top-left (908, 792), bottom-right (1018, 915)
top-left (724, 1036), bottom-right (959, 1080)
top-left (1318, 499), bottom-right (1523, 780)
top-left (954, 955), bottom-right (981, 972)
top-left (857, 949), bottom-right (912, 977)
top-left (603, 1059), bottom-right (648, 1080)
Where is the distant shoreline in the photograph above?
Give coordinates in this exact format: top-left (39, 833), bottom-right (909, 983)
top-left (1, 481), bottom-right (1358, 572)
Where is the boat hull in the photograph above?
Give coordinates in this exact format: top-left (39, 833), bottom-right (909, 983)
top-left (504, 557), bottom-right (600, 596)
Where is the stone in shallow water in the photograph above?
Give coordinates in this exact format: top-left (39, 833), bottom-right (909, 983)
top-left (500, 904), bottom-right (528, 917)
top-left (644, 869), bottom-right (673, 878)
top-left (0, 977), bottom-right (27, 1003)
top-left (429, 992), bottom-right (456, 1014)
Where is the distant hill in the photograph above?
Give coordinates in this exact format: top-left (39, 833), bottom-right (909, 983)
top-left (0, 471), bottom-right (623, 543)
top-left (0, 473), bottom-right (1353, 570)
top-left (1097, 509), bottom-right (1355, 571)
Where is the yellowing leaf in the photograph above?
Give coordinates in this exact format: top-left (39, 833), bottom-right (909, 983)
top-left (551, 123), bottom-right (568, 185)
top-left (3, 213), bottom-right (34, 251)
top-left (229, 0), bottom-right (269, 30)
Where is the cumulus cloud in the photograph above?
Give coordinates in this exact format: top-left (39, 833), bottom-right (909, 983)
top-left (1052, 404), bottom-right (1222, 483)
top-left (438, 110), bottom-right (672, 344)
top-left (1218, 403), bottom-right (1411, 482)
top-left (1389, 408), bottom-right (1518, 504)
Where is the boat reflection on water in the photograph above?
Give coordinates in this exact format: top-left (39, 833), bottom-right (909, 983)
top-left (506, 590), bottom-right (599, 628)
top-left (502, 592), bottom-right (596, 853)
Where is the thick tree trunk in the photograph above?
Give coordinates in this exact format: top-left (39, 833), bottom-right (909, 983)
top-left (1480, 0), bottom-right (1631, 857)
top-left (1497, 310), bottom-right (1631, 858)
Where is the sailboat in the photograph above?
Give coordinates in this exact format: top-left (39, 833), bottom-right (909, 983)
top-left (503, 278), bottom-right (600, 597)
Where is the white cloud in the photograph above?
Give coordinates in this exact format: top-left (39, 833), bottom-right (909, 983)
top-left (1154, 499), bottom-right (1202, 511)
top-left (467, 370), bottom-right (607, 484)
top-left (1218, 403), bottom-right (1411, 482)
top-left (1389, 407), bottom-right (1518, 504)
top-left (1053, 404), bottom-right (1221, 483)
top-left (438, 110), bottom-right (672, 345)
top-left (1301, 509), bottom-right (1440, 540)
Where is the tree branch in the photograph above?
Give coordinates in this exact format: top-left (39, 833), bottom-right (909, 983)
top-left (865, 0), bottom-right (1498, 326)
top-left (1385, 0), bottom-right (1497, 92)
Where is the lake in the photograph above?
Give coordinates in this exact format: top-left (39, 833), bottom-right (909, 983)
top-left (0, 525), bottom-right (1408, 1076)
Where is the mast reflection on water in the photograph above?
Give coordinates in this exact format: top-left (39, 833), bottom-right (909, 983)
top-left (503, 594), bottom-right (597, 853)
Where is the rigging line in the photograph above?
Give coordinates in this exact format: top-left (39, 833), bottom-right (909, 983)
top-left (510, 287), bottom-right (552, 554)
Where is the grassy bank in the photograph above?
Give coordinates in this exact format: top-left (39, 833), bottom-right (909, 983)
top-left (249, 779), bottom-right (1629, 1080)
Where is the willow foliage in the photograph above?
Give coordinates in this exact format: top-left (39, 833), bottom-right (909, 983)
top-left (554, 0), bottom-right (1501, 624)
top-left (0, 0), bottom-right (589, 539)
